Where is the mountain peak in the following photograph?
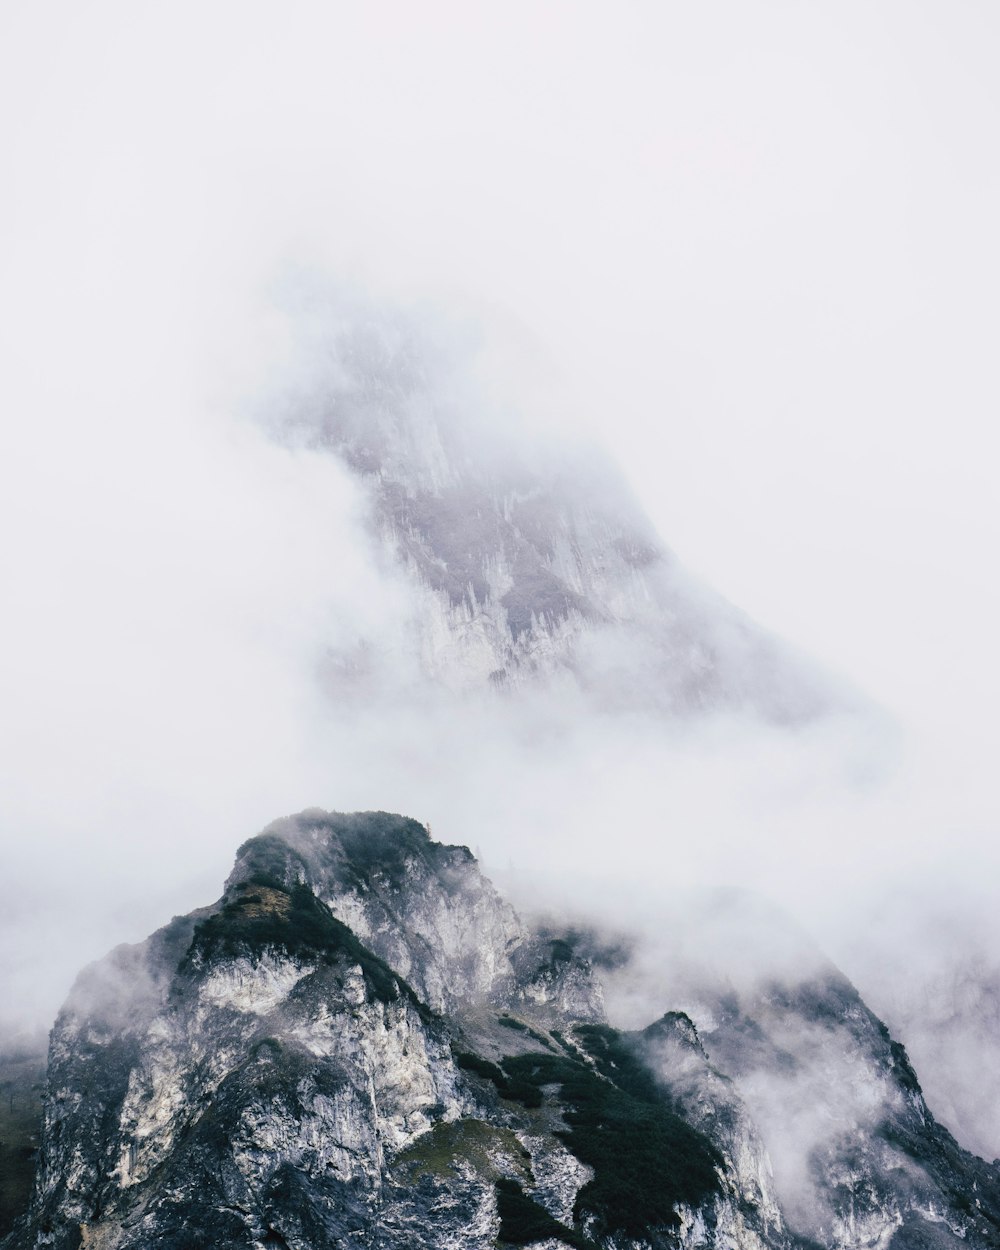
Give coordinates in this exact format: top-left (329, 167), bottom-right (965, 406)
top-left (6, 810), bottom-right (1000, 1250)
top-left (228, 809), bottom-right (467, 895)
top-left (271, 307), bottom-right (844, 722)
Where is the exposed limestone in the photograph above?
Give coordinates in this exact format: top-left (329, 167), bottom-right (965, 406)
top-left (5, 812), bottom-right (1000, 1250)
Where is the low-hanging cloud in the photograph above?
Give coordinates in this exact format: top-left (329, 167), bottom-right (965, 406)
top-left (2, 0), bottom-right (1000, 1178)
top-left (3, 269), bottom-right (1000, 1178)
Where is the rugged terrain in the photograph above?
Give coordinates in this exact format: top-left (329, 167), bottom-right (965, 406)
top-left (276, 313), bottom-right (837, 722)
top-left (6, 811), bottom-right (999, 1250)
top-left (266, 307), bottom-right (1000, 1178)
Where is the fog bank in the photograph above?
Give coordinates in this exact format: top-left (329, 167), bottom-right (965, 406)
top-left (2, 0), bottom-right (999, 1161)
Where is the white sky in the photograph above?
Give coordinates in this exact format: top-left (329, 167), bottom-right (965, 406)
top-left (4, 1), bottom-right (997, 712)
top-left (1, 1), bottom-right (999, 1031)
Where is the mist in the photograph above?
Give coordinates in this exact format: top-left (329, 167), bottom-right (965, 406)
top-left (2, 0), bottom-right (999, 1183)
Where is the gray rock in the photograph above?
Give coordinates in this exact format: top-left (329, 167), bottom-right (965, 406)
top-left (6, 812), bottom-right (999, 1250)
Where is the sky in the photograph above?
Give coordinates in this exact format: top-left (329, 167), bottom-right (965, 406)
top-left (1, 1), bottom-right (999, 1150)
top-left (3, 0), bottom-right (996, 715)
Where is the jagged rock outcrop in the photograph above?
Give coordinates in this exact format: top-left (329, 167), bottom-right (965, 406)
top-left (225, 810), bottom-right (604, 1022)
top-left (641, 1011), bottom-right (784, 1242)
top-left (6, 812), bottom-right (999, 1250)
top-left (836, 898), bottom-right (1000, 1166)
top-left (616, 890), bottom-right (1000, 1250)
top-left (689, 973), bottom-right (1000, 1249)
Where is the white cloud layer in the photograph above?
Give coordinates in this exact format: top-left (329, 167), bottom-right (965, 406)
top-left (2, 0), bottom-right (999, 1157)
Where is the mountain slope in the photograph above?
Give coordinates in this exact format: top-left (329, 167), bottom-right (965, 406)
top-left (275, 311), bottom-right (840, 722)
top-left (6, 812), bottom-right (999, 1250)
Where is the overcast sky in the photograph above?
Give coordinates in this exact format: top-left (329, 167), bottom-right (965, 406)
top-left (2, 1), bottom-right (999, 1040)
top-left (4, 2), bottom-right (997, 707)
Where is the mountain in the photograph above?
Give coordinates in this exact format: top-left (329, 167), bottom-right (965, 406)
top-left (832, 896), bottom-right (1000, 1167)
top-left (6, 811), bottom-right (999, 1250)
top-left (268, 305), bottom-right (1000, 1179)
top-left (274, 311), bottom-right (839, 721)
top-left (0, 1038), bottom-right (45, 1242)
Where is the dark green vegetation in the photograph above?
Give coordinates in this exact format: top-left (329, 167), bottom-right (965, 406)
top-left (182, 876), bottom-right (423, 1014)
top-left (461, 1025), bottom-right (722, 1238)
top-left (550, 1030), bottom-right (584, 1061)
top-left (573, 1024), bottom-right (667, 1102)
top-left (231, 831), bottom-right (311, 888)
top-left (326, 812), bottom-right (465, 890)
top-left (453, 1051), bottom-right (507, 1084)
top-left (0, 1048), bottom-right (45, 1238)
top-left (236, 811), bottom-right (475, 897)
top-left (495, 1179), bottom-right (591, 1250)
top-left (392, 1119), bottom-right (530, 1186)
top-left (533, 926), bottom-right (634, 974)
top-left (452, 1052), bottom-right (544, 1107)
top-left (498, 1014), bottom-right (528, 1032)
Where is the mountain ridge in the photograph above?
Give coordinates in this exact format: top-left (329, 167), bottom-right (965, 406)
top-left (6, 810), bottom-right (998, 1250)
top-left (274, 312), bottom-right (845, 722)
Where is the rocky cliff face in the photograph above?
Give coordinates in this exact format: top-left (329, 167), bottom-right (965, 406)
top-left (686, 974), bottom-right (1000, 1248)
top-left (7, 812), bottom-right (999, 1250)
top-left (224, 811), bottom-right (603, 1022)
top-left (833, 899), bottom-right (1000, 1166)
top-left (276, 314), bottom-right (837, 722)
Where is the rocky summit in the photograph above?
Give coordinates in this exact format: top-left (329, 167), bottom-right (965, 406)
top-left (278, 314), bottom-right (838, 722)
top-left (5, 811), bottom-right (1000, 1250)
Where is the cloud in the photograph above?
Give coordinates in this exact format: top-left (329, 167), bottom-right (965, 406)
top-left (2, 0), bottom-right (1000, 1166)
